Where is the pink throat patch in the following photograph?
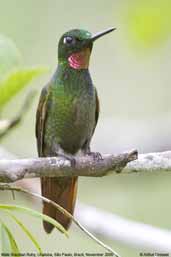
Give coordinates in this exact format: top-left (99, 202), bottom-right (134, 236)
top-left (68, 48), bottom-right (90, 70)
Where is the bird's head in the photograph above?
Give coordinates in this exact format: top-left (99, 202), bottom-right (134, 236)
top-left (58, 28), bottom-right (115, 69)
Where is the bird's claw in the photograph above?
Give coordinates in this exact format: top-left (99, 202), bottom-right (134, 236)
top-left (69, 157), bottom-right (76, 167)
top-left (87, 151), bottom-right (103, 161)
top-left (57, 153), bottom-right (76, 167)
top-left (63, 156), bottom-right (76, 168)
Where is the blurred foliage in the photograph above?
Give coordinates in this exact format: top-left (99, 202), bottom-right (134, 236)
top-left (0, 204), bottom-right (67, 253)
top-left (0, 34), bottom-right (47, 110)
top-left (4, 211), bottom-right (42, 253)
top-left (0, 68), bottom-right (46, 109)
top-left (0, 204), bottom-right (68, 236)
top-left (0, 219), bottom-right (19, 253)
top-left (125, 0), bottom-right (171, 48)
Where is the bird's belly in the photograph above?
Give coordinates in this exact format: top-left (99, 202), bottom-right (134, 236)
top-left (44, 95), bottom-right (95, 155)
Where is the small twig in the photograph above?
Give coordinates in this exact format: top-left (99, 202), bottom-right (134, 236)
top-left (0, 184), bottom-right (121, 257)
top-left (0, 90), bottom-right (36, 139)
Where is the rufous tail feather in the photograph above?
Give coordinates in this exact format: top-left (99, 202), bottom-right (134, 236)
top-left (41, 177), bottom-right (78, 233)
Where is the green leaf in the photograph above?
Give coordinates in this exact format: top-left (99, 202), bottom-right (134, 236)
top-left (0, 67), bottom-right (47, 108)
top-left (0, 204), bottom-right (68, 237)
top-left (3, 210), bottom-right (42, 253)
top-left (0, 221), bottom-right (11, 252)
top-left (0, 219), bottom-right (19, 253)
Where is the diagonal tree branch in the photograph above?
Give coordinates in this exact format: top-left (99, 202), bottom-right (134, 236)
top-left (0, 149), bottom-right (138, 182)
top-left (0, 90), bottom-right (36, 140)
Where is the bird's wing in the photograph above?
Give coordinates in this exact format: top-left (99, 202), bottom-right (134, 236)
top-left (35, 85), bottom-right (50, 157)
top-left (36, 84), bottom-right (78, 233)
top-left (81, 87), bottom-right (100, 153)
top-left (92, 86), bottom-right (100, 136)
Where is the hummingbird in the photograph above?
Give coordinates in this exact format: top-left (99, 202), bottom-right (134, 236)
top-left (36, 27), bottom-right (115, 233)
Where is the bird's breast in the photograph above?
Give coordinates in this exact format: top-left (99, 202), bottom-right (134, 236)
top-left (44, 84), bottom-right (96, 154)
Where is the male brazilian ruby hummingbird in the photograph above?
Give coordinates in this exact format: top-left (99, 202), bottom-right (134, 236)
top-left (36, 27), bottom-right (115, 233)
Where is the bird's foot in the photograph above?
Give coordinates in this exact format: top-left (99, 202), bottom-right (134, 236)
top-left (87, 151), bottom-right (103, 161)
top-left (68, 156), bottom-right (76, 167)
top-left (57, 153), bottom-right (76, 167)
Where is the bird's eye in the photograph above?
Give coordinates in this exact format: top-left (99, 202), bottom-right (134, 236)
top-left (63, 36), bottom-right (73, 44)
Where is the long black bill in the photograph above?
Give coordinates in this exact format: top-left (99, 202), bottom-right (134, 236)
top-left (91, 27), bottom-right (116, 41)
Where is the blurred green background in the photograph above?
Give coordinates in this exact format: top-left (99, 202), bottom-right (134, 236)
top-left (0, 0), bottom-right (171, 256)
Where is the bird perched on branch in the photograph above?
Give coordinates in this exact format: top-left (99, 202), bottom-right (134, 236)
top-left (36, 27), bottom-right (115, 233)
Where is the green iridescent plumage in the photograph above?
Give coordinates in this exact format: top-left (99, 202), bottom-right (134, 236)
top-left (43, 67), bottom-right (97, 155)
top-left (36, 28), bottom-right (114, 233)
